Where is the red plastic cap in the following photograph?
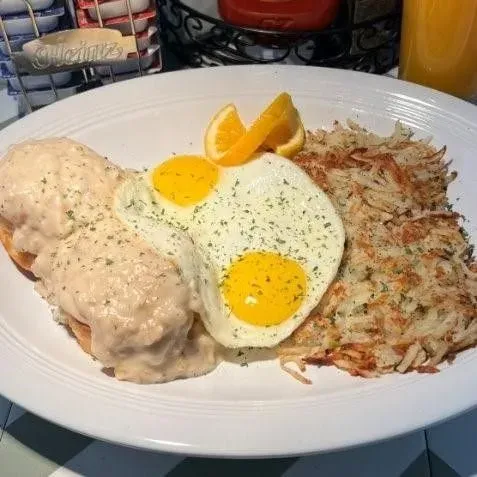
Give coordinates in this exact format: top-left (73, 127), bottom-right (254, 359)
top-left (218, 0), bottom-right (341, 31)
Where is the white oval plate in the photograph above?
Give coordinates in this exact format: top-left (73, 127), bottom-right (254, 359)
top-left (0, 65), bottom-right (476, 458)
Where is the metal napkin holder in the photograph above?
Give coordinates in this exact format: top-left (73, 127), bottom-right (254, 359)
top-left (0, 0), bottom-right (161, 113)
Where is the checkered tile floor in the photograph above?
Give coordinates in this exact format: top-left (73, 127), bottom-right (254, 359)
top-left (2, 396), bottom-right (476, 476)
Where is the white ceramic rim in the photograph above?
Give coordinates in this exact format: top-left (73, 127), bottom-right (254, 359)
top-left (0, 65), bottom-right (476, 458)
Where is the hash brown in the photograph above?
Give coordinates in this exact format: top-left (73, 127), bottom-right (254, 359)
top-left (279, 121), bottom-right (477, 378)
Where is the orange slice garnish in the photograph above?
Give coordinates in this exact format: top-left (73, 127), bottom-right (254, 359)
top-left (210, 92), bottom-right (293, 166)
top-left (204, 103), bottom-right (246, 162)
top-left (263, 104), bottom-right (306, 159)
top-left (204, 92), bottom-right (305, 165)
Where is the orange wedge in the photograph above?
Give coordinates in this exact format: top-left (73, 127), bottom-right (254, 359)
top-left (263, 104), bottom-right (306, 159)
top-left (204, 103), bottom-right (246, 161)
top-left (212, 92), bottom-right (293, 166)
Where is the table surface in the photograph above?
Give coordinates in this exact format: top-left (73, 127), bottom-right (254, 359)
top-left (1, 72), bottom-right (477, 477)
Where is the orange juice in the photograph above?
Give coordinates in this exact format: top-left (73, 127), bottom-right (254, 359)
top-left (399, 0), bottom-right (477, 100)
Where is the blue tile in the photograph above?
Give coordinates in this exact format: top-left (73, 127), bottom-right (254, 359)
top-left (0, 395), bottom-right (12, 440)
top-left (427, 409), bottom-right (477, 476)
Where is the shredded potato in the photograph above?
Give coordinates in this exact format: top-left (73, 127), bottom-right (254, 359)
top-left (279, 121), bottom-right (477, 379)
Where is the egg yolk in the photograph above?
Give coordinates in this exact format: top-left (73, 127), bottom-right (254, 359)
top-left (152, 155), bottom-right (219, 206)
top-left (221, 251), bottom-right (307, 327)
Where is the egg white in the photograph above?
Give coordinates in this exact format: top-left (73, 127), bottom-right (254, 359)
top-left (115, 153), bottom-right (345, 348)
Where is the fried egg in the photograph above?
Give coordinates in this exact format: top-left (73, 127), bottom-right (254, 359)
top-left (115, 153), bottom-right (345, 348)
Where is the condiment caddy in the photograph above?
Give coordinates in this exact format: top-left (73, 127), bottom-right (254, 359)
top-left (0, 0), bottom-right (84, 112)
top-left (0, 0), bottom-right (163, 114)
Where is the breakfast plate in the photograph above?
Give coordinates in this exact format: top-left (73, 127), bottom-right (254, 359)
top-left (0, 65), bottom-right (476, 457)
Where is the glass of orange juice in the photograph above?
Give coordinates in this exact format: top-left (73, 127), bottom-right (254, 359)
top-left (399, 0), bottom-right (477, 101)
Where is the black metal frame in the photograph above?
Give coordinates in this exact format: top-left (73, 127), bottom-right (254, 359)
top-left (159, 0), bottom-right (402, 73)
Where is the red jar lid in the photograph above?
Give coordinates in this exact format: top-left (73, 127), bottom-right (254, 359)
top-left (218, 0), bottom-right (341, 31)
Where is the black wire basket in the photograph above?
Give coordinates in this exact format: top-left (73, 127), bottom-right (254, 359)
top-left (159, 0), bottom-right (402, 73)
